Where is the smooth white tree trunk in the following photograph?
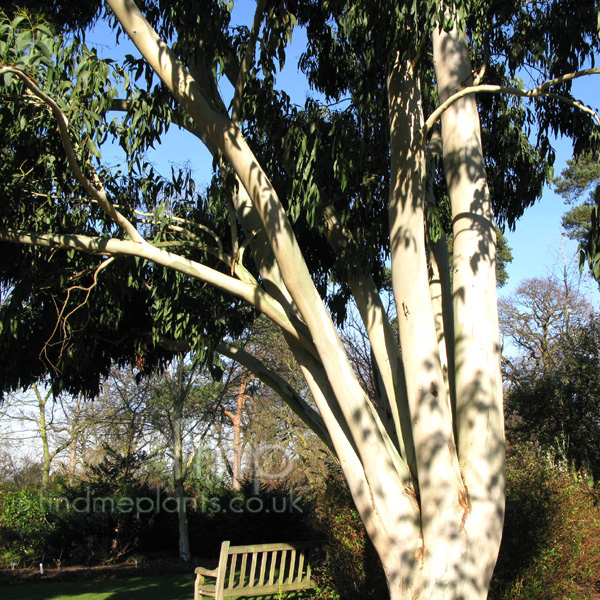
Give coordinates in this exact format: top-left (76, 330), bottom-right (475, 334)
top-left (59, 2), bottom-right (509, 596)
top-left (433, 23), bottom-right (505, 596)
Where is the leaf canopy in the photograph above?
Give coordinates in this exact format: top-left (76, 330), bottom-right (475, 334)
top-left (0, 0), bottom-right (599, 396)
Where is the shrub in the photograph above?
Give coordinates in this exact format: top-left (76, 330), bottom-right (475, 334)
top-left (0, 486), bottom-right (55, 566)
top-left (0, 449), bottom-right (182, 567)
top-left (309, 469), bottom-right (386, 600)
top-left (45, 474), bottom-right (179, 564)
top-left (490, 443), bottom-right (600, 600)
top-left (188, 480), bottom-right (313, 558)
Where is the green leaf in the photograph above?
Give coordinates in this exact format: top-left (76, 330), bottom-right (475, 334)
top-left (86, 137), bottom-right (101, 159)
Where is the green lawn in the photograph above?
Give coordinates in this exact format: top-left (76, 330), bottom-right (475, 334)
top-left (0, 574), bottom-right (193, 600)
top-left (0, 574), bottom-right (311, 600)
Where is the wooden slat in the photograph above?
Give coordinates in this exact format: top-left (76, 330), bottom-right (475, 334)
top-left (221, 580), bottom-right (316, 597)
top-left (228, 541), bottom-right (316, 553)
top-left (215, 541), bottom-right (230, 600)
top-left (287, 549), bottom-right (297, 584)
top-left (268, 551), bottom-right (276, 586)
top-left (227, 554), bottom-right (237, 589)
top-left (239, 552), bottom-right (248, 588)
top-left (248, 552), bottom-right (258, 587)
top-left (297, 550), bottom-right (306, 583)
top-left (277, 550), bottom-right (288, 585)
top-left (258, 551), bottom-right (267, 586)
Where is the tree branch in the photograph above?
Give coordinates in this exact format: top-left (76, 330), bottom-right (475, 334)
top-left (423, 68), bottom-right (600, 138)
top-left (217, 341), bottom-right (333, 453)
top-left (0, 66), bottom-right (145, 244)
top-left (0, 228), bottom-right (317, 357)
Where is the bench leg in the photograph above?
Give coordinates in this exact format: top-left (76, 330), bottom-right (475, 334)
top-left (194, 574), bottom-right (204, 600)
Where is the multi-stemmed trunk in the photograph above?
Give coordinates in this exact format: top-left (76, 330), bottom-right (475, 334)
top-left (51, 2), bottom-right (508, 595)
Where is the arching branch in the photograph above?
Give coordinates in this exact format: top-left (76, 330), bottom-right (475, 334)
top-left (0, 66), bottom-right (145, 244)
top-left (0, 228), bottom-right (318, 358)
top-left (423, 68), bottom-right (600, 139)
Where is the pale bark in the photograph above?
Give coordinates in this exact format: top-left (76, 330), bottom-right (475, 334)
top-left (433, 23), bottom-right (505, 596)
top-left (323, 206), bottom-right (414, 472)
top-left (427, 231), bottom-right (455, 417)
top-left (0, 228), bottom-right (314, 354)
top-left (110, 2), bottom-right (422, 562)
top-left (3, 1), bottom-right (520, 596)
top-left (387, 52), bottom-right (468, 596)
top-left (423, 67), bottom-right (600, 136)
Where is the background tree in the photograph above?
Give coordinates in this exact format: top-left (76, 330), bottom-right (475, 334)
top-left (145, 355), bottom-right (220, 561)
top-left (580, 184), bottom-right (600, 283)
top-left (505, 317), bottom-right (600, 481)
top-left (554, 154), bottom-right (600, 286)
top-left (0, 1), bottom-right (599, 597)
top-left (499, 274), bottom-right (593, 386)
top-left (0, 385), bottom-right (93, 487)
top-left (554, 155), bottom-right (600, 243)
top-left (500, 273), bottom-right (600, 479)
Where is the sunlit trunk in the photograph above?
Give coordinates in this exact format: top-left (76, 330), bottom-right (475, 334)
top-left (433, 21), bottom-right (505, 597)
top-left (387, 51), bottom-right (471, 598)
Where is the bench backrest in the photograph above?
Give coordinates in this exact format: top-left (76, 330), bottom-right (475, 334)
top-left (215, 540), bottom-right (326, 597)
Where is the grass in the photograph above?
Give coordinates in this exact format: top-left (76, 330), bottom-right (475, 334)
top-left (0, 575), bottom-right (306, 600)
top-left (0, 573), bottom-right (193, 600)
top-left (0, 573), bottom-right (313, 600)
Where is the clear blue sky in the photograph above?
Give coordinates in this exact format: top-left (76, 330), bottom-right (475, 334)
top-left (89, 12), bottom-right (600, 307)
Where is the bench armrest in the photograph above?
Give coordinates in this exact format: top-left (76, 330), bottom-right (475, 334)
top-left (194, 566), bottom-right (219, 600)
top-left (195, 566), bottom-right (218, 578)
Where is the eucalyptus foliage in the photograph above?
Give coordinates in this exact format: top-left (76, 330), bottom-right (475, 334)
top-left (0, 10), bottom-right (252, 396)
top-left (0, 1), bottom-right (599, 597)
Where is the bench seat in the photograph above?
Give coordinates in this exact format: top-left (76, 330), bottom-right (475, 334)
top-left (194, 540), bottom-right (326, 600)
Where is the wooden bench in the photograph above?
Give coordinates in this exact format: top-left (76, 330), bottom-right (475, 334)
top-left (193, 540), bottom-right (326, 599)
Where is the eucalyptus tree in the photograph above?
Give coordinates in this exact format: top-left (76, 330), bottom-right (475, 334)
top-left (1, 1), bottom-right (600, 598)
top-left (505, 315), bottom-right (600, 481)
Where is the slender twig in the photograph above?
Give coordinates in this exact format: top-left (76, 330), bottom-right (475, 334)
top-left (41, 257), bottom-right (115, 373)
